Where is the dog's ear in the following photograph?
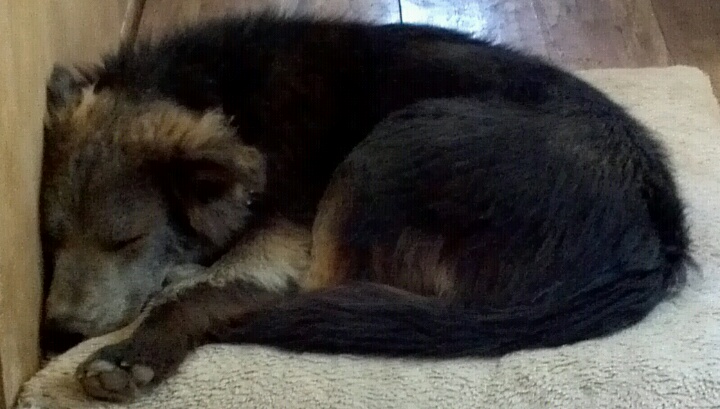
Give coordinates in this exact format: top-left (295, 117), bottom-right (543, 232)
top-left (46, 65), bottom-right (85, 118)
top-left (161, 138), bottom-right (266, 246)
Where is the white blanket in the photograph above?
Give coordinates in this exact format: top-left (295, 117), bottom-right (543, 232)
top-left (16, 66), bottom-right (720, 409)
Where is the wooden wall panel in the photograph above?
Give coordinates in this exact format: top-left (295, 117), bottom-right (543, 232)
top-left (0, 3), bottom-right (52, 406)
top-left (0, 1), bottom-right (125, 407)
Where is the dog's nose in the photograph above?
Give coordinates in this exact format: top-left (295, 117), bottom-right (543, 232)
top-left (41, 318), bottom-right (86, 353)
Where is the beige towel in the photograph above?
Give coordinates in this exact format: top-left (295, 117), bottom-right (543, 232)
top-left (16, 66), bottom-right (720, 409)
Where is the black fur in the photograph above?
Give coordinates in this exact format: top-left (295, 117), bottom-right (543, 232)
top-left (208, 97), bottom-right (689, 356)
top-left (85, 15), bottom-right (689, 358)
top-left (94, 15), bottom-right (610, 223)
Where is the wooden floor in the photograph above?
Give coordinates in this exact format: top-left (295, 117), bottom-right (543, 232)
top-left (132, 0), bottom-right (720, 97)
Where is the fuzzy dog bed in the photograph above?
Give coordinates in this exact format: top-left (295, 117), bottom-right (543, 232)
top-left (16, 66), bottom-right (720, 409)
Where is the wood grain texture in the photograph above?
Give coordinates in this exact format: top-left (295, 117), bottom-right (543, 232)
top-left (295, 0), bottom-right (399, 21)
top-left (399, 0), bottom-right (670, 69)
top-left (532, 0), bottom-right (670, 69)
top-left (0, 2), bottom-right (50, 406)
top-left (47, 0), bottom-right (126, 65)
top-left (0, 1), bottom-right (125, 407)
top-left (396, 0), bottom-right (719, 96)
top-left (131, 0), bottom-right (720, 98)
top-left (137, 0), bottom-right (400, 43)
top-left (400, 0), bottom-right (548, 57)
top-left (651, 0), bottom-right (720, 97)
top-left (121, 0), bottom-right (149, 48)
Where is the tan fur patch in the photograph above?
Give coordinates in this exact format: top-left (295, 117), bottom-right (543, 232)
top-left (68, 85), bottom-right (99, 123)
top-left (303, 175), bottom-right (356, 290)
top-left (47, 88), bottom-right (265, 191)
top-left (163, 218), bottom-right (312, 298)
top-left (57, 90), bottom-right (225, 146)
top-left (124, 104), bottom-right (236, 156)
top-left (370, 228), bottom-right (457, 297)
top-left (214, 217), bottom-right (312, 291)
top-left (306, 172), bottom-right (458, 295)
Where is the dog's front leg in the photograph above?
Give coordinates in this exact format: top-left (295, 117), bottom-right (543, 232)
top-left (75, 277), bottom-right (291, 402)
top-left (160, 263), bottom-right (206, 286)
top-left (75, 217), bottom-right (311, 402)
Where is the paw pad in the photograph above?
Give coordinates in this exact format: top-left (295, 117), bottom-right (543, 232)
top-left (76, 347), bottom-right (156, 402)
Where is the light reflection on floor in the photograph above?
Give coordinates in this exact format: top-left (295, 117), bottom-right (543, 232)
top-left (400, 0), bottom-right (490, 38)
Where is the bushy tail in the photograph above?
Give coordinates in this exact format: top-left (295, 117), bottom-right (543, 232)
top-left (212, 266), bottom-right (679, 357)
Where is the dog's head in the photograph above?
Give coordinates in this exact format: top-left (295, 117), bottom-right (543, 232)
top-left (41, 65), bottom-right (265, 343)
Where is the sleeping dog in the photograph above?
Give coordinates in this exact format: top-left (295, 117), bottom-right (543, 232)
top-left (40, 14), bottom-right (690, 401)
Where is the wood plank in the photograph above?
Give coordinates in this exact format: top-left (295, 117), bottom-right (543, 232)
top-left (0, 2), bottom-right (51, 407)
top-left (137, 0), bottom-right (400, 43)
top-left (197, 0), bottom-right (400, 23)
top-left (0, 3), bottom-right (52, 406)
top-left (532, 0), bottom-right (670, 69)
top-left (121, 0), bottom-right (149, 47)
top-left (136, 0), bottom-right (203, 43)
top-left (0, 1), bottom-right (125, 407)
top-left (399, 0), bottom-right (549, 58)
top-left (651, 0), bottom-right (720, 97)
top-left (47, 0), bottom-right (126, 65)
top-left (296, 0), bottom-right (400, 22)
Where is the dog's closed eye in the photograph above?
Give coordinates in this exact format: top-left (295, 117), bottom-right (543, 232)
top-left (108, 235), bottom-right (146, 251)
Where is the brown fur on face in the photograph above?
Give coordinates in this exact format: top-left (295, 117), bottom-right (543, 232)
top-left (42, 66), bottom-right (266, 338)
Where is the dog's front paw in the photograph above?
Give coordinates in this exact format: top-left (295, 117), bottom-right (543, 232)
top-left (76, 340), bottom-right (157, 402)
top-left (76, 322), bottom-right (189, 402)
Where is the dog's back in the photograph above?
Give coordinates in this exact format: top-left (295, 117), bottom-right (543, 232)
top-left (93, 15), bottom-right (637, 221)
top-left (42, 16), bottom-right (690, 396)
